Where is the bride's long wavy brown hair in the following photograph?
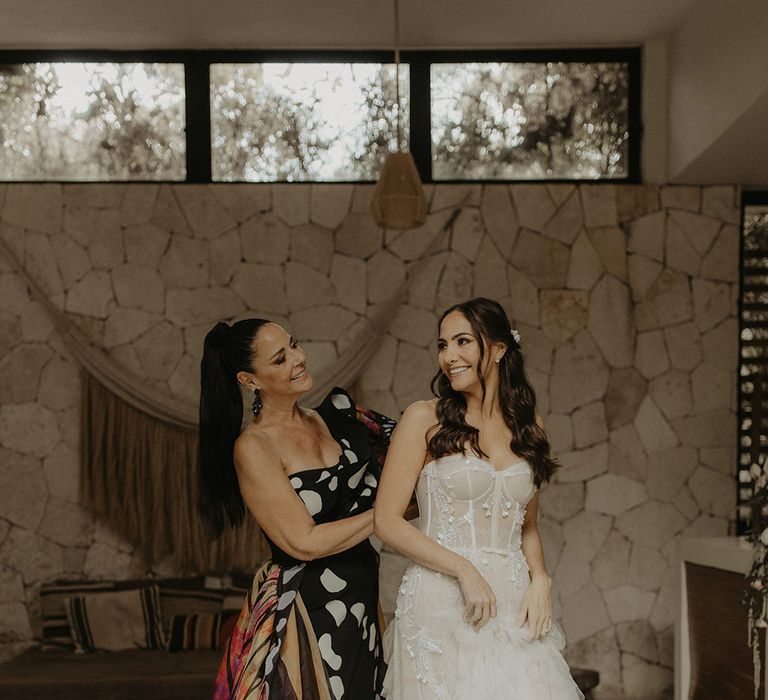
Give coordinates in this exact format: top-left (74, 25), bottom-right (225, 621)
top-left (427, 297), bottom-right (558, 487)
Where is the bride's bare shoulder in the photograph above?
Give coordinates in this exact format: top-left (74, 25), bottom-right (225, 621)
top-left (398, 399), bottom-right (439, 433)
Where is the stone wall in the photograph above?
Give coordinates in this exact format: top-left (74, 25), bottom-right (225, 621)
top-left (0, 182), bottom-right (739, 695)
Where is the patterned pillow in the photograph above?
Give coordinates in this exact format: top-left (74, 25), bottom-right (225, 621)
top-left (65, 585), bottom-right (165, 653)
top-left (157, 578), bottom-right (246, 638)
top-left (39, 579), bottom-right (137, 650)
top-left (167, 612), bottom-right (236, 652)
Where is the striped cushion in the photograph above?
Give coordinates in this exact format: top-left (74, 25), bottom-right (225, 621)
top-left (64, 586), bottom-right (165, 653)
top-left (39, 580), bottom-right (138, 649)
top-left (167, 612), bottom-right (225, 652)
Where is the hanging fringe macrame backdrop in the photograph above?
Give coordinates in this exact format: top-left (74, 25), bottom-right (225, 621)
top-left (81, 375), bottom-right (264, 572)
top-left (0, 200), bottom-right (465, 575)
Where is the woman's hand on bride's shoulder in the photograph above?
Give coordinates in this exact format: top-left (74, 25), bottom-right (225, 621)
top-left (518, 573), bottom-right (552, 639)
top-left (456, 562), bottom-right (497, 631)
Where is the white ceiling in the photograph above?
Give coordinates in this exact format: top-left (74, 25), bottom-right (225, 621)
top-left (0, 0), bottom-right (696, 50)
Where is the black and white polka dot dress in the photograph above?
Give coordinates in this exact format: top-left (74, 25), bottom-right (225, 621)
top-left (215, 387), bottom-right (395, 700)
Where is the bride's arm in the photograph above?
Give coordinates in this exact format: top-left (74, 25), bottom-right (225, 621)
top-left (373, 401), bottom-right (496, 629)
top-left (518, 414), bottom-right (553, 638)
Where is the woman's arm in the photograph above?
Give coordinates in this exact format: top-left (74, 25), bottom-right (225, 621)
top-left (373, 401), bottom-right (497, 629)
top-left (234, 435), bottom-right (373, 561)
top-left (518, 413), bottom-right (553, 638)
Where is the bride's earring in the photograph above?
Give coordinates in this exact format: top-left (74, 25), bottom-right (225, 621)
top-left (251, 388), bottom-right (262, 417)
top-left (494, 357), bottom-right (501, 364)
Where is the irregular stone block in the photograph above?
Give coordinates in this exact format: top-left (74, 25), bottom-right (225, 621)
top-left (691, 362), bottom-right (732, 413)
top-left (586, 473), bottom-right (647, 516)
top-left (473, 237), bottom-right (508, 299)
top-left (231, 264), bottom-right (286, 315)
top-left (272, 184), bottom-right (310, 227)
top-left (330, 254), bottom-right (366, 315)
top-left (663, 321), bottom-right (701, 371)
top-left (240, 214), bottom-right (290, 264)
top-left (561, 582), bottom-right (611, 644)
top-left (628, 211), bottom-right (665, 262)
top-left (554, 543), bottom-right (592, 601)
top-left (589, 276), bottom-right (635, 368)
top-left (542, 191), bottom-right (582, 245)
top-left (616, 501), bottom-right (686, 548)
top-left (290, 224), bottom-right (334, 274)
top-left (209, 184), bottom-right (270, 223)
top-left (132, 321), bottom-right (184, 380)
top-left (604, 585), bottom-right (656, 623)
top-left (688, 466), bottom-right (735, 518)
top-left (289, 305), bottom-right (358, 341)
top-left (581, 186), bottom-right (618, 227)
top-left (38, 353), bottom-right (80, 412)
top-left (389, 304), bottom-right (437, 349)
top-left (604, 368), bottom-right (647, 430)
top-left (0, 344), bottom-right (52, 403)
top-left (511, 229), bottom-right (569, 289)
top-left (634, 330), bottom-right (669, 380)
top-left (166, 287), bottom-right (245, 326)
top-left (692, 279), bottom-right (733, 333)
top-left (566, 231), bottom-right (602, 290)
top-left (50, 235), bottom-right (90, 290)
top-left (556, 442), bottom-right (609, 483)
top-left (627, 545), bottom-right (669, 592)
top-left (310, 185), bottom-right (353, 230)
top-left (481, 184), bottom-right (519, 257)
top-left (436, 253), bottom-right (472, 310)
top-left (112, 264), bottom-right (165, 313)
top-left (621, 652), bottom-right (673, 696)
top-left (541, 290), bottom-right (588, 345)
top-left (174, 186), bottom-right (237, 239)
top-left (572, 401), bottom-right (608, 448)
top-left (0, 403), bottom-right (61, 458)
top-left (392, 342), bottom-right (434, 406)
top-left (336, 213), bottom-right (383, 259)
top-left (120, 185), bottom-right (158, 226)
top-left (0, 448), bottom-right (46, 530)
top-left (38, 498), bottom-right (92, 547)
top-left (617, 185), bottom-right (660, 222)
top-left (451, 208), bottom-right (484, 262)
top-left (540, 482), bottom-right (585, 522)
top-left (159, 236), bottom-right (209, 289)
top-left (592, 530), bottom-right (631, 591)
top-left (3, 185), bottom-right (62, 235)
top-left (646, 269), bottom-right (693, 327)
top-left (151, 185), bottom-right (191, 235)
top-left (123, 223), bottom-right (170, 268)
top-left (0, 528), bottom-right (64, 585)
top-left (628, 254), bottom-right (662, 302)
top-left (43, 445), bottom-right (80, 503)
top-left (368, 250), bottom-right (406, 305)
top-left (551, 332), bottom-right (610, 413)
top-left (701, 186), bottom-right (739, 224)
top-left (660, 186), bottom-right (700, 212)
top-left (588, 226), bottom-right (627, 281)
top-left (286, 261), bottom-right (337, 312)
top-left (665, 215), bottom-right (701, 276)
top-left (505, 267), bottom-right (540, 326)
top-left (701, 318), bottom-right (738, 371)
top-left (608, 423), bottom-right (647, 481)
top-left (700, 224), bottom-right (738, 282)
top-left (633, 396), bottom-right (679, 454)
top-left (649, 369), bottom-right (693, 420)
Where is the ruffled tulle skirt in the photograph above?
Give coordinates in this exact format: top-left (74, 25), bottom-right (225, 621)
top-left (382, 557), bottom-right (584, 700)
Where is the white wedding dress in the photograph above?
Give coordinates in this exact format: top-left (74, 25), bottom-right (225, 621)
top-left (382, 453), bottom-right (584, 699)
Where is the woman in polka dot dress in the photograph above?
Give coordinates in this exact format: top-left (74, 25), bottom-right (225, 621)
top-left (198, 318), bottom-right (395, 700)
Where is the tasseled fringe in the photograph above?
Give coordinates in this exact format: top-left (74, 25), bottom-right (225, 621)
top-left (81, 373), bottom-right (266, 573)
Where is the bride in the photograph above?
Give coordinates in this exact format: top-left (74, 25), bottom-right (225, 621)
top-left (374, 297), bottom-right (583, 699)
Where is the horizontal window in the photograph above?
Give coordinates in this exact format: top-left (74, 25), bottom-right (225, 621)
top-left (210, 63), bottom-right (408, 182)
top-left (431, 61), bottom-right (629, 180)
top-left (0, 62), bottom-right (185, 181)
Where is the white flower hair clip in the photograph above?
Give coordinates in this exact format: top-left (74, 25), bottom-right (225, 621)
top-left (510, 328), bottom-right (521, 344)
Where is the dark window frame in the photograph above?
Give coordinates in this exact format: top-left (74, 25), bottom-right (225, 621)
top-left (0, 47), bottom-right (641, 184)
top-left (737, 190), bottom-right (768, 535)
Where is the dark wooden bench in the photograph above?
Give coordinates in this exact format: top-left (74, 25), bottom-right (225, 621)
top-left (0, 647), bottom-right (221, 700)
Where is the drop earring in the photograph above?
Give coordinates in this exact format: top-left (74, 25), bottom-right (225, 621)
top-left (251, 388), bottom-right (262, 417)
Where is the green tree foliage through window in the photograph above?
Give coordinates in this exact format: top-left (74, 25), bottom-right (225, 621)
top-left (210, 63), bottom-right (408, 182)
top-left (0, 63), bottom-right (185, 180)
top-left (431, 62), bottom-right (629, 180)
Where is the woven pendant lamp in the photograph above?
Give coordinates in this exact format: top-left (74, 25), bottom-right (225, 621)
top-left (370, 0), bottom-right (427, 230)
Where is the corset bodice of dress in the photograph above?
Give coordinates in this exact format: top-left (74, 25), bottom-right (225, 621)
top-left (415, 453), bottom-right (536, 559)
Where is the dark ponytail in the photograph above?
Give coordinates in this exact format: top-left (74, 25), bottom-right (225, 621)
top-left (427, 298), bottom-right (558, 487)
top-left (198, 318), bottom-right (270, 538)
